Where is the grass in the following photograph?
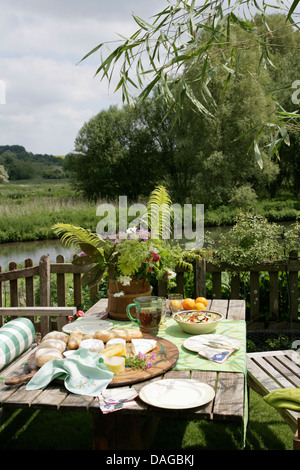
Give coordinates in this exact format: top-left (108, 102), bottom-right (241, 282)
top-left (0, 179), bottom-right (299, 243)
top-left (0, 389), bottom-right (295, 450)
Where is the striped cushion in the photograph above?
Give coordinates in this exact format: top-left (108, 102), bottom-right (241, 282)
top-left (0, 318), bottom-right (35, 371)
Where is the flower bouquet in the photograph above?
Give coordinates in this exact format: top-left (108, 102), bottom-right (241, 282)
top-left (53, 186), bottom-right (200, 319)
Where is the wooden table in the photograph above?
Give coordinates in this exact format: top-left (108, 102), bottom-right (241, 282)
top-left (0, 299), bottom-right (246, 450)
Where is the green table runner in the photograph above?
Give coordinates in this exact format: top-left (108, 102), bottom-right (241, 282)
top-left (158, 317), bottom-right (247, 374)
top-left (111, 317), bottom-right (248, 448)
top-left (111, 317), bottom-right (247, 375)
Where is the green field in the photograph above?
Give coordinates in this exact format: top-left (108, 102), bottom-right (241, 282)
top-left (0, 179), bottom-right (299, 244)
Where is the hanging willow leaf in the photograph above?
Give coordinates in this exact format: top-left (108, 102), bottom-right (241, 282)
top-left (254, 139), bottom-right (263, 169)
top-left (81, 0), bottom-right (300, 164)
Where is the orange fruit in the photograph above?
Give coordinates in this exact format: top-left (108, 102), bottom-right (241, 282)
top-left (195, 297), bottom-right (208, 307)
top-left (194, 302), bottom-right (206, 310)
top-left (170, 300), bottom-right (182, 312)
top-left (182, 298), bottom-right (195, 310)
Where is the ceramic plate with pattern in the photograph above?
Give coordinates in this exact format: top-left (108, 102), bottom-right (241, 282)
top-left (139, 378), bottom-right (215, 409)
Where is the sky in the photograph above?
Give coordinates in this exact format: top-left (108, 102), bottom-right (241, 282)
top-left (0, 1), bottom-right (298, 156)
top-left (0, 0), bottom-right (164, 155)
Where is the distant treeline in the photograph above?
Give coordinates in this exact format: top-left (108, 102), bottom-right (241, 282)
top-left (0, 145), bottom-right (66, 180)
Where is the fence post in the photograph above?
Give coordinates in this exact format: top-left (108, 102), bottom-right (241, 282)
top-left (39, 255), bottom-right (51, 336)
top-left (269, 270), bottom-right (279, 320)
top-left (56, 254), bottom-right (66, 306)
top-left (250, 271), bottom-right (260, 321)
top-left (25, 258), bottom-right (35, 326)
top-left (194, 258), bottom-right (206, 298)
top-left (288, 250), bottom-right (299, 322)
top-left (9, 262), bottom-right (18, 309)
top-left (0, 265), bottom-right (2, 308)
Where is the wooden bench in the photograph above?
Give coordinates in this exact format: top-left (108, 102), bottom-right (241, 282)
top-left (247, 349), bottom-right (300, 450)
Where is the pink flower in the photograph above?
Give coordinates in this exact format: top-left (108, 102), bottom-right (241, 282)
top-left (76, 310), bottom-right (84, 317)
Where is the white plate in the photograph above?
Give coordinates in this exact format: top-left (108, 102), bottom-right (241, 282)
top-left (183, 334), bottom-right (241, 353)
top-left (139, 379), bottom-right (215, 409)
top-left (62, 318), bottom-right (113, 335)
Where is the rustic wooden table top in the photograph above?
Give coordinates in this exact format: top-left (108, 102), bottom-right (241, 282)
top-left (0, 298), bottom-right (246, 449)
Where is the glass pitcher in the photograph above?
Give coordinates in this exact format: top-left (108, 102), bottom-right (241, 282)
top-left (126, 296), bottom-right (163, 335)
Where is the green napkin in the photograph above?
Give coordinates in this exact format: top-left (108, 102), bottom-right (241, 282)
top-left (26, 348), bottom-right (114, 396)
top-left (263, 388), bottom-right (300, 411)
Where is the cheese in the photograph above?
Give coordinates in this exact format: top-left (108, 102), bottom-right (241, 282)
top-left (79, 338), bottom-right (104, 353)
top-left (131, 339), bottom-right (157, 355)
top-left (106, 338), bottom-right (126, 347)
top-left (103, 356), bottom-right (125, 374)
top-left (101, 343), bottom-right (126, 358)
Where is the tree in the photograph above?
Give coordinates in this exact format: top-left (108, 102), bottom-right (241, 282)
top-left (0, 165), bottom-right (8, 183)
top-left (82, 1), bottom-right (300, 159)
top-left (66, 105), bottom-right (161, 201)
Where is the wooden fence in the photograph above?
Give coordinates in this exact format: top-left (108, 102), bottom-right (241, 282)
top-left (193, 250), bottom-right (299, 324)
top-left (0, 251), bottom-right (299, 326)
top-left (0, 254), bottom-right (95, 331)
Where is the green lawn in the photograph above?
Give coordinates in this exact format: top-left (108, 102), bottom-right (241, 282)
top-left (0, 389), bottom-right (294, 450)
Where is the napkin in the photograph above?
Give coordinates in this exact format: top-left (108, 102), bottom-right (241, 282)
top-left (26, 348), bottom-right (114, 396)
top-left (263, 388), bottom-right (300, 411)
top-left (98, 388), bottom-right (138, 413)
top-left (198, 346), bottom-right (236, 363)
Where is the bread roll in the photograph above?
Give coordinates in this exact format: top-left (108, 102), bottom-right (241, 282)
top-left (82, 334), bottom-right (94, 340)
top-left (113, 329), bottom-right (143, 341)
top-left (68, 331), bottom-right (83, 350)
top-left (93, 330), bottom-right (115, 342)
top-left (35, 348), bottom-right (63, 367)
top-left (94, 328), bottom-right (142, 342)
top-left (38, 338), bottom-right (66, 353)
top-left (42, 331), bottom-right (69, 344)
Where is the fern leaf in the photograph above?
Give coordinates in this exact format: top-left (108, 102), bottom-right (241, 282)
top-left (52, 223), bottom-right (103, 251)
top-left (141, 185), bottom-right (173, 237)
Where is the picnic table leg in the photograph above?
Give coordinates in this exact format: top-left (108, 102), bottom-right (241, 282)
top-left (92, 413), bottom-right (144, 450)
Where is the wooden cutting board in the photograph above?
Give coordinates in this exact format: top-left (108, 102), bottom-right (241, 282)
top-left (110, 334), bottom-right (179, 387)
top-left (5, 335), bottom-right (179, 388)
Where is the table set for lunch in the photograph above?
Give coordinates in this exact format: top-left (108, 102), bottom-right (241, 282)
top-left (0, 296), bottom-right (247, 450)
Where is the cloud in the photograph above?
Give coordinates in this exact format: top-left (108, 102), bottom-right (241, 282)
top-left (0, 55), bottom-right (122, 154)
top-left (0, 0), bottom-right (164, 155)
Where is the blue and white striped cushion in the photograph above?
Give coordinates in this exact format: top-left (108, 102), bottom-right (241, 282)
top-left (0, 318), bottom-right (35, 371)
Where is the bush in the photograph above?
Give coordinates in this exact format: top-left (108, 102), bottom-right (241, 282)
top-left (229, 184), bottom-right (258, 207)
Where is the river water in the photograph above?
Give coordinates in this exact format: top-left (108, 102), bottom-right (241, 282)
top-left (0, 239), bottom-right (74, 269)
top-left (0, 229), bottom-right (224, 269)
top-left (0, 222), bottom-right (292, 270)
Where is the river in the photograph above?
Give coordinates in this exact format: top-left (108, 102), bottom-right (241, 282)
top-left (0, 239), bottom-right (74, 269)
top-left (0, 221), bottom-right (293, 269)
